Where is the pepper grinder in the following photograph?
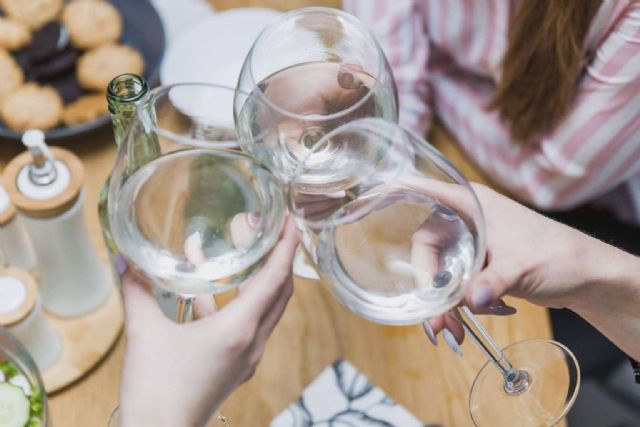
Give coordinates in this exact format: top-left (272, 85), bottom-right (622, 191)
top-left (0, 266), bottom-right (61, 371)
top-left (0, 184), bottom-right (37, 273)
top-left (3, 130), bottom-right (112, 317)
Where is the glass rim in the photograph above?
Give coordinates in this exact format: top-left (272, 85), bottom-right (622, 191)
top-left (245, 6), bottom-right (388, 122)
top-left (139, 82), bottom-right (274, 149)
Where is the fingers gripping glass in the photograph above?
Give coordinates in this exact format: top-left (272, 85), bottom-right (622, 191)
top-left (289, 118), bottom-right (580, 427)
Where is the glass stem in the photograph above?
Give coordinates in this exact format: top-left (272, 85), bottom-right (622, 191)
top-left (175, 294), bottom-right (196, 324)
top-left (458, 306), bottom-right (531, 395)
top-left (175, 294), bottom-right (231, 426)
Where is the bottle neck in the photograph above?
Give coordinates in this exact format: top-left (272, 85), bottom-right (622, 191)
top-left (107, 74), bottom-right (149, 149)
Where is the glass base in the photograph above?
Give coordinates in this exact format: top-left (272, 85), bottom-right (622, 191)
top-left (293, 246), bottom-right (319, 280)
top-left (469, 339), bottom-right (580, 427)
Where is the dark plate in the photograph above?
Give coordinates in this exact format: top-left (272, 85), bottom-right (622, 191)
top-left (0, 0), bottom-right (165, 142)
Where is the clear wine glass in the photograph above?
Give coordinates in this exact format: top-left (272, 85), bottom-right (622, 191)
top-left (288, 118), bottom-right (580, 427)
top-left (107, 83), bottom-right (285, 426)
top-left (234, 6), bottom-right (398, 279)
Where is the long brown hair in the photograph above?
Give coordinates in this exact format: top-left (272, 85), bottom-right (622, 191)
top-left (488, 0), bottom-right (602, 143)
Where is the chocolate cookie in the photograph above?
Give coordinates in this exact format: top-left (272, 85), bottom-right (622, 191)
top-left (77, 44), bottom-right (144, 92)
top-left (62, 1), bottom-right (122, 49)
top-left (62, 93), bottom-right (107, 126)
top-left (31, 47), bottom-right (79, 80)
top-left (0, 50), bottom-right (24, 101)
top-left (42, 72), bottom-right (83, 104)
top-left (0, 17), bottom-right (30, 51)
top-left (28, 21), bottom-right (69, 63)
top-left (0, 0), bottom-right (63, 31)
top-left (2, 83), bottom-right (62, 131)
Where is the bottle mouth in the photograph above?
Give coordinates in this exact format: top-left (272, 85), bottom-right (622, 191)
top-left (107, 73), bottom-right (148, 104)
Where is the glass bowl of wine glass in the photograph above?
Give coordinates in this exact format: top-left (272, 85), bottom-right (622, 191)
top-left (234, 7), bottom-right (398, 280)
top-left (235, 6), bottom-right (398, 182)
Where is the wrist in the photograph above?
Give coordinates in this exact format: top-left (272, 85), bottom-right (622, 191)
top-left (566, 234), bottom-right (639, 315)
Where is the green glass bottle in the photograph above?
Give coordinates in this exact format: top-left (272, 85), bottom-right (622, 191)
top-left (98, 73), bottom-right (159, 284)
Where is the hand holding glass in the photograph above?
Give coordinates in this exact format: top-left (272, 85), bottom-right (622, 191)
top-left (289, 118), bottom-right (580, 427)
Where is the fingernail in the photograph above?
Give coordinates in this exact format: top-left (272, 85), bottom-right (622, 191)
top-left (248, 212), bottom-right (262, 228)
top-left (422, 322), bottom-right (438, 346)
top-left (443, 329), bottom-right (463, 357)
top-left (337, 64), bottom-right (363, 89)
top-left (116, 254), bottom-right (127, 277)
top-left (471, 283), bottom-right (493, 309)
top-left (327, 190), bottom-right (346, 199)
top-left (487, 304), bottom-right (517, 316)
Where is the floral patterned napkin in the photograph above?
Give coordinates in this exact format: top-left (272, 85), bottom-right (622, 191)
top-left (270, 360), bottom-right (425, 426)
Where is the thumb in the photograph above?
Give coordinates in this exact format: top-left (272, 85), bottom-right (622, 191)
top-left (121, 269), bottom-right (166, 326)
top-left (465, 266), bottom-right (513, 311)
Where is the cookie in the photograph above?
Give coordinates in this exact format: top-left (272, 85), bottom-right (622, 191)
top-left (0, 17), bottom-right (30, 51)
top-left (44, 72), bottom-right (83, 104)
top-left (28, 22), bottom-right (69, 62)
top-left (77, 44), bottom-right (144, 92)
top-left (61, 1), bottom-right (122, 49)
top-left (0, 50), bottom-right (24, 101)
top-left (0, 0), bottom-right (63, 31)
top-left (32, 47), bottom-right (79, 80)
top-left (2, 83), bottom-right (62, 131)
top-left (62, 93), bottom-right (107, 126)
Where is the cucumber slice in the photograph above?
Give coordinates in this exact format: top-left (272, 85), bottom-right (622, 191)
top-left (7, 377), bottom-right (30, 397)
top-left (0, 383), bottom-right (29, 427)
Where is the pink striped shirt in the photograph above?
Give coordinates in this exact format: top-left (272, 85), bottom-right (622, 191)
top-left (344, 0), bottom-right (640, 224)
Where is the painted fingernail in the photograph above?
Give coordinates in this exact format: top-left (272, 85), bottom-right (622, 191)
top-left (337, 64), bottom-right (363, 89)
top-left (471, 283), bottom-right (493, 309)
top-left (248, 212), bottom-right (262, 228)
top-left (443, 329), bottom-right (463, 357)
top-left (116, 254), bottom-right (127, 277)
top-left (327, 190), bottom-right (346, 199)
top-left (422, 322), bottom-right (438, 346)
top-left (487, 304), bottom-right (517, 316)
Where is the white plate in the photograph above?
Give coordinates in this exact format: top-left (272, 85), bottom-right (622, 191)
top-left (160, 8), bottom-right (281, 129)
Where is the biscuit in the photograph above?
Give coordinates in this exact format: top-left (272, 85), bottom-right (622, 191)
top-left (0, 0), bottom-right (63, 31)
top-left (62, 93), bottom-right (107, 126)
top-left (77, 44), bottom-right (144, 92)
top-left (2, 83), bottom-right (62, 131)
top-left (0, 18), bottom-right (30, 51)
top-left (0, 50), bottom-right (24, 100)
top-left (62, 1), bottom-right (122, 49)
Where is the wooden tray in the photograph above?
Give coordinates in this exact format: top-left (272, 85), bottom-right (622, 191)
top-left (42, 285), bottom-right (123, 393)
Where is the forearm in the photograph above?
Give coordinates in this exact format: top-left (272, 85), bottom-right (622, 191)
top-left (569, 239), bottom-right (640, 360)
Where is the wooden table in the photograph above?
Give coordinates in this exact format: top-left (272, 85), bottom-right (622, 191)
top-left (0, 2), bottom-right (562, 426)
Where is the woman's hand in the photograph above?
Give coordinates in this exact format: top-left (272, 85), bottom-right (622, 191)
top-left (425, 184), bottom-right (615, 345)
top-left (118, 216), bottom-right (299, 427)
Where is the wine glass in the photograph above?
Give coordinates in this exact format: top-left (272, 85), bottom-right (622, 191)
top-left (288, 118), bottom-right (580, 427)
top-left (107, 83), bottom-right (284, 426)
top-left (234, 6), bottom-right (398, 279)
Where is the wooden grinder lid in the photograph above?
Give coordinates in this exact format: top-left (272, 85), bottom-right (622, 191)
top-left (0, 267), bottom-right (37, 327)
top-left (3, 131), bottom-right (84, 219)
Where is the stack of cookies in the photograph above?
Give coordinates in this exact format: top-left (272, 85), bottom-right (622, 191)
top-left (0, 0), bottom-right (145, 132)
